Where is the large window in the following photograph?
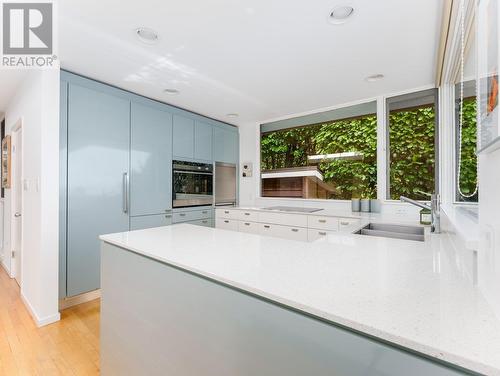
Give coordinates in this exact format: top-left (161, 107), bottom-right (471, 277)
top-left (260, 102), bottom-right (377, 200)
top-left (455, 81), bottom-right (478, 202)
top-left (386, 89), bottom-right (438, 201)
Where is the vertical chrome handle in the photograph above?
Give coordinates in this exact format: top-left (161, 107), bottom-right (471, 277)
top-left (123, 172), bottom-right (129, 214)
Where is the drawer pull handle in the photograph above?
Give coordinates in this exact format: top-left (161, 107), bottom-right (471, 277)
top-left (291, 228), bottom-right (299, 232)
top-left (244, 212), bottom-right (251, 216)
top-left (202, 220), bottom-right (208, 223)
top-left (244, 222), bottom-right (250, 226)
top-left (264, 225), bottom-right (270, 229)
top-left (179, 213), bottom-right (186, 217)
top-left (224, 211), bottom-right (229, 214)
top-left (165, 209), bottom-right (172, 213)
top-left (202, 211), bottom-right (208, 214)
top-left (319, 231), bottom-right (327, 236)
top-left (340, 221), bottom-right (349, 226)
top-left (224, 220), bottom-right (229, 223)
top-left (318, 219), bottom-right (327, 223)
top-left (165, 215), bottom-right (172, 218)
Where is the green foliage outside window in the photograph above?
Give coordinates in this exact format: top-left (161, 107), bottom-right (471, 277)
top-left (457, 98), bottom-right (478, 202)
top-left (261, 102), bottom-right (477, 201)
top-left (388, 106), bottom-right (435, 200)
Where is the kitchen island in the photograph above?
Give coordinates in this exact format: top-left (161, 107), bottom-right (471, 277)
top-left (99, 224), bottom-right (500, 375)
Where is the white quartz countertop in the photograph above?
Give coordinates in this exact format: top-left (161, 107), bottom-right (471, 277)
top-left (100, 224), bottom-right (500, 375)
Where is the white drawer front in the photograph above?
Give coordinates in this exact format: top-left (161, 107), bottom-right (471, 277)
top-left (260, 223), bottom-right (307, 242)
top-left (307, 229), bottom-right (335, 242)
top-left (277, 225), bottom-right (308, 242)
top-left (238, 221), bottom-right (261, 235)
top-left (259, 212), bottom-right (308, 227)
top-left (216, 218), bottom-right (239, 231)
top-left (216, 208), bottom-right (240, 220)
top-left (307, 216), bottom-right (339, 231)
top-left (238, 210), bottom-right (260, 222)
top-left (338, 218), bottom-right (361, 229)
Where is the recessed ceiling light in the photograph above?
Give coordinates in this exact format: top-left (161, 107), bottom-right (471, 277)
top-left (226, 113), bottom-right (239, 118)
top-left (328, 5), bottom-right (355, 24)
top-left (365, 74), bottom-right (384, 82)
top-left (163, 88), bottom-right (179, 95)
top-left (135, 27), bottom-right (159, 44)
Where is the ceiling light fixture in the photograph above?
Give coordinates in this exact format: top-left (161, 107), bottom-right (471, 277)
top-left (365, 74), bottom-right (384, 82)
top-left (328, 5), bottom-right (355, 24)
top-left (135, 27), bottom-right (159, 44)
top-left (163, 88), bottom-right (179, 95)
top-left (226, 113), bottom-right (239, 118)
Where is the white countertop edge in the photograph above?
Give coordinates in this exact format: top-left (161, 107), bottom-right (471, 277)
top-left (100, 234), bottom-right (496, 375)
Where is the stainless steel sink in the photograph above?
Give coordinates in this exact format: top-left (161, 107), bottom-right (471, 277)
top-left (355, 223), bottom-right (425, 242)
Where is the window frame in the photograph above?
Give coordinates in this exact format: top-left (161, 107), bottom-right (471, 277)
top-left (256, 85), bottom-right (440, 203)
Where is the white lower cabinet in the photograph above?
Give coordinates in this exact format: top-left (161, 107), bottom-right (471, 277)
top-left (215, 208), bottom-right (359, 243)
top-left (238, 221), bottom-right (261, 235)
top-left (217, 218), bottom-right (239, 231)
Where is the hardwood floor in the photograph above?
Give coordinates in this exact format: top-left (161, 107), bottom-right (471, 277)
top-left (0, 266), bottom-right (100, 375)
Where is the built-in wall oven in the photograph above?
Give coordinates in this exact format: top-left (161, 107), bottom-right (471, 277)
top-left (172, 160), bottom-right (213, 208)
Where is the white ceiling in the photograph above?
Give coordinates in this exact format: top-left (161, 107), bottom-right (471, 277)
top-left (0, 70), bottom-right (27, 112)
top-left (59, 0), bottom-right (443, 126)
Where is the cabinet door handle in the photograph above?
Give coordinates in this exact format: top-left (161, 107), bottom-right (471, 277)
top-left (244, 212), bottom-right (250, 216)
top-left (202, 220), bottom-right (208, 224)
top-left (244, 222), bottom-right (250, 226)
top-left (291, 228), bottom-right (299, 232)
top-left (224, 210), bottom-right (230, 214)
top-left (224, 220), bottom-right (229, 223)
top-left (318, 219), bottom-right (326, 223)
top-left (318, 231), bottom-right (327, 236)
top-left (179, 213), bottom-right (186, 217)
top-left (264, 225), bottom-right (270, 229)
top-left (122, 172), bottom-right (129, 214)
top-left (165, 209), bottom-right (172, 213)
top-left (202, 211), bottom-right (208, 214)
top-left (165, 215), bottom-right (172, 218)
top-left (340, 221), bottom-right (349, 226)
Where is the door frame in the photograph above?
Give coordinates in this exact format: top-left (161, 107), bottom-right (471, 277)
top-left (11, 119), bottom-right (23, 286)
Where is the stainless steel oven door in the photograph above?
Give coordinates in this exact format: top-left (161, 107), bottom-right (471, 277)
top-left (173, 169), bottom-right (213, 208)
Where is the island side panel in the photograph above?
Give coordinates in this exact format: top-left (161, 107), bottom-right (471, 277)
top-left (100, 242), bottom-right (470, 376)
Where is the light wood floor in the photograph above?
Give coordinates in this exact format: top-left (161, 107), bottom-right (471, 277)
top-left (0, 266), bottom-right (100, 375)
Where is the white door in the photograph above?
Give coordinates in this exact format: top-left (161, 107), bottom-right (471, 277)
top-left (13, 127), bottom-right (22, 286)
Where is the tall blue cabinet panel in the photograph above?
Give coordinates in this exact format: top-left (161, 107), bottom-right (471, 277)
top-left (130, 102), bottom-right (173, 216)
top-left (213, 127), bottom-right (238, 164)
top-left (67, 83), bottom-right (130, 297)
top-left (194, 121), bottom-right (213, 161)
top-left (173, 115), bottom-right (194, 158)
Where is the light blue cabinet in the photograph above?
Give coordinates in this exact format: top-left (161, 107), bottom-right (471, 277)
top-left (67, 83), bottom-right (130, 297)
top-left (213, 127), bottom-right (238, 164)
top-left (130, 102), bottom-right (173, 216)
top-left (173, 115), bottom-right (194, 158)
top-left (194, 121), bottom-right (213, 161)
top-left (130, 214), bottom-right (172, 231)
top-left (60, 71), bottom-right (239, 298)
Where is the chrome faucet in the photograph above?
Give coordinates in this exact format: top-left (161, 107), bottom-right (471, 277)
top-left (400, 193), bottom-right (441, 234)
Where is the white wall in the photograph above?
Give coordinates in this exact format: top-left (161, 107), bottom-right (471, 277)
top-left (3, 69), bottom-right (60, 326)
top-left (478, 150), bottom-right (500, 319)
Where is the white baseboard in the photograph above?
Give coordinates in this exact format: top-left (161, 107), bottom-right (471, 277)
top-left (1, 258), bottom-right (13, 277)
top-left (20, 292), bottom-right (61, 327)
top-left (59, 289), bottom-right (101, 310)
